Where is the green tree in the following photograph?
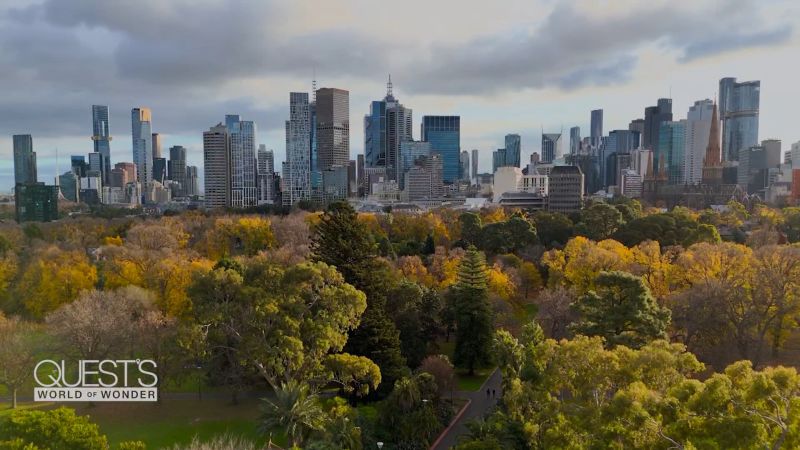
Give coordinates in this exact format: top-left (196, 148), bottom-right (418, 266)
top-left (480, 215), bottom-right (538, 254)
top-left (310, 201), bottom-right (378, 293)
top-left (0, 407), bottom-right (108, 450)
top-left (576, 203), bottom-right (624, 241)
top-left (259, 380), bottom-right (328, 448)
top-left (531, 211), bottom-right (574, 247)
top-left (312, 202), bottom-right (407, 392)
top-left (449, 247), bottom-right (493, 374)
top-left (459, 212), bottom-right (483, 246)
top-left (191, 260), bottom-right (381, 397)
top-left (570, 271), bottom-right (670, 348)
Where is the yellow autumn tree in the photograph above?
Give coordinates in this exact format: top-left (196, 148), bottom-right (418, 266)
top-left (629, 240), bottom-right (675, 300)
top-left (542, 237), bottom-right (633, 292)
top-left (396, 255), bottom-right (436, 288)
top-left (19, 246), bottom-right (98, 318)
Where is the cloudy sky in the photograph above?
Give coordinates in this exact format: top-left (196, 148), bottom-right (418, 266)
top-left (1, 0), bottom-right (798, 193)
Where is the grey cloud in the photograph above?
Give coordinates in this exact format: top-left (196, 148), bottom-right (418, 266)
top-left (405, 1), bottom-right (793, 95)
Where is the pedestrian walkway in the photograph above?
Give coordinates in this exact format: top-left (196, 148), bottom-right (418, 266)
top-left (430, 368), bottom-right (502, 450)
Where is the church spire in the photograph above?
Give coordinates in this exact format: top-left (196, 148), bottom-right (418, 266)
top-left (702, 101), bottom-right (724, 185)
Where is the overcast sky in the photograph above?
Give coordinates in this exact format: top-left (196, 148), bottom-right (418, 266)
top-left (1, 0), bottom-right (798, 193)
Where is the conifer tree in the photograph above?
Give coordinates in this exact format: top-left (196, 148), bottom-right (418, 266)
top-left (450, 246), bottom-right (493, 374)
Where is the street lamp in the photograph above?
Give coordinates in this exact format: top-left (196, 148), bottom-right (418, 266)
top-left (377, 442), bottom-right (384, 449)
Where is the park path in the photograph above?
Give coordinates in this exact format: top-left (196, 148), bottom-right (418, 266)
top-left (430, 368), bottom-right (502, 450)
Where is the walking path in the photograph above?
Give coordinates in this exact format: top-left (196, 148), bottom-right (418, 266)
top-left (431, 368), bottom-right (502, 450)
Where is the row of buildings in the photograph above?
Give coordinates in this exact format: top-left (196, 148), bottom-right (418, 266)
top-left (491, 77), bottom-right (799, 209)
top-left (12, 105), bottom-right (201, 221)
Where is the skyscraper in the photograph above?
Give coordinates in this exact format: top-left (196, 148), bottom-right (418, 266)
top-left (684, 100), bottom-right (715, 184)
top-left (590, 109), bottom-right (603, 146)
top-left (169, 145), bottom-right (187, 196)
top-left (460, 150), bottom-right (470, 181)
top-left (226, 115), bottom-right (258, 207)
top-left (643, 99), bottom-right (673, 152)
top-left (185, 166), bottom-right (199, 197)
top-left (504, 134), bottom-right (521, 167)
top-left (203, 123), bottom-right (231, 209)
top-left (471, 149), bottom-right (478, 180)
top-left (642, 99), bottom-right (673, 152)
top-left (421, 116), bottom-right (460, 182)
top-left (13, 135), bottom-right (37, 186)
top-left (364, 77), bottom-right (413, 182)
top-left (316, 88), bottom-right (350, 171)
top-left (657, 120), bottom-right (687, 184)
top-left (541, 133), bottom-right (563, 163)
top-left (257, 145), bottom-right (275, 203)
top-left (569, 127), bottom-right (581, 155)
top-left (284, 92), bottom-right (312, 205)
top-left (91, 105), bottom-right (112, 184)
top-left (151, 133), bottom-right (162, 159)
top-left (493, 149), bottom-right (507, 173)
top-left (719, 77), bottom-right (760, 161)
top-left (131, 108), bottom-right (153, 186)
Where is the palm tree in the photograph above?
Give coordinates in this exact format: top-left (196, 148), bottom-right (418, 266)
top-left (259, 380), bottom-right (328, 447)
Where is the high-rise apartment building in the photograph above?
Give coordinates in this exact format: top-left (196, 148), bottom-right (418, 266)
top-left (284, 92), bottom-right (312, 205)
top-left (504, 134), bottom-right (521, 167)
top-left (684, 100), bottom-right (715, 184)
top-left (421, 116), bottom-right (460, 183)
top-left (471, 149), bottom-right (478, 180)
top-left (168, 145), bottom-right (187, 196)
top-left (91, 105), bottom-right (112, 184)
top-left (493, 149), bottom-right (507, 173)
top-left (719, 77), bottom-right (760, 161)
top-left (569, 127), bottom-right (581, 155)
top-left (316, 88), bottom-right (350, 171)
top-left (643, 98), bottom-right (673, 151)
top-left (226, 115), bottom-right (258, 207)
top-left (131, 108), bottom-right (153, 186)
top-left (590, 109), bottom-right (603, 146)
top-left (15, 183), bottom-right (58, 223)
top-left (13, 134), bottom-right (37, 186)
top-left (541, 133), bottom-right (563, 163)
top-left (629, 119), bottom-right (645, 139)
top-left (203, 123), bottom-right (231, 209)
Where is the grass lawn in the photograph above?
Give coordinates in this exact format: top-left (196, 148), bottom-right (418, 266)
top-left (455, 368), bottom-right (493, 392)
top-left (1, 397), bottom-right (287, 449)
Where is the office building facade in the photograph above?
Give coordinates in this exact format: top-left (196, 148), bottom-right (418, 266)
top-left (13, 134), bottom-right (37, 186)
top-left (504, 134), bottom-right (521, 167)
top-left (541, 133), bottom-right (563, 163)
top-left (316, 88), bottom-right (350, 171)
top-left (421, 116), bottom-right (460, 183)
top-left (226, 115), bottom-right (258, 207)
top-left (684, 100), bottom-right (715, 184)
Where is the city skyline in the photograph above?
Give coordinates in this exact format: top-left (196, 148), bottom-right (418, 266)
top-left (0, 0), bottom-right (798, 192)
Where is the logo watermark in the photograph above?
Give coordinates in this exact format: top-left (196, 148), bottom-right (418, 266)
top-left (33, 359), bottom-right (158, 402)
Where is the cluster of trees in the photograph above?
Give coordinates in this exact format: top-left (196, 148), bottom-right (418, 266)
top-left (2, 198), bottom-right (800, 448)
top-left (459, 328), bottom-right (799, 449)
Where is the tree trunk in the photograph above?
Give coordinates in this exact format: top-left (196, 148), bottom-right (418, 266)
top-left (12, 387), bottom-right (17, 409)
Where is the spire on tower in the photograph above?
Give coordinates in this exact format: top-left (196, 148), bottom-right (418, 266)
top-left (387, 74), bottom-right (393, 97)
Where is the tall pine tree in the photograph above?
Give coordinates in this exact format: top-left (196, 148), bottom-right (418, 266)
top-left (311, 201), bottom-right (408, 394)
top-left (449, 246), bottom-right (493, 375)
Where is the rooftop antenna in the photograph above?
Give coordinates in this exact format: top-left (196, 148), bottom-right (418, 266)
top-left (387, 74), bottom-right (393, 98)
